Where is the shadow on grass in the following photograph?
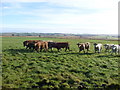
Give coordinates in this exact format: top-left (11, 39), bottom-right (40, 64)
top-left (3, 48), bottom-right (35, 55)
top-left (4, 48), bottom-right (118, 58)
top-left (96, 54), bottom-right (120, 58)
top-left (57, 52), bottom-right (95, 56)
top-left (3, 49), bottom-right (95, 55)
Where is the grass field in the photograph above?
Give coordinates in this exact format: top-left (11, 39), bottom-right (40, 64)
top-left (1, 37), bottom-right (120, 89)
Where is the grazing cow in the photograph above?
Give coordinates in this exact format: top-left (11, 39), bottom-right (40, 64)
top-left (34, 41), bottom-right (48, 52)
top-left (77, 42), bottom-right (90, 53)
top-left (48, 42), bottom-right (70, 52)
top-left (94, 43), bottom-right (102, 53)
top-left (104, 44), bottom-right (114, 52)
top-left (23, 40), bottom-right (42, 49)
top-left (111, 45), bottom-right (120, 55)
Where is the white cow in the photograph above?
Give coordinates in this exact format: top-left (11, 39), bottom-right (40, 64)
top-left (111, 45), bottom-right (120, 55)
top-left (104, 44), bottom-right (114, 52)
top-left (94, 43), bottom-right (103, 53)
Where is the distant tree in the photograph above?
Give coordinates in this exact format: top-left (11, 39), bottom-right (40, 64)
top-left (79, 36), bottom-right (82, 38)
top-left (27, 34), bottom-right (32, 36)
top-left (39, 35), bottom-right (41, 37)
top-left (12, 34), bottom-right (14, 36)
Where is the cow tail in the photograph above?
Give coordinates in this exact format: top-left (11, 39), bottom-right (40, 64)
top-left (43, 42), bottom-right (48, 52)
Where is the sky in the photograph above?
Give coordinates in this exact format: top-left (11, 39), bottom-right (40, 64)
top-left (0, 0), bottom-right (119, 34)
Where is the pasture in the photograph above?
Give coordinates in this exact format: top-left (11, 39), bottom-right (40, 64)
top-left (1, 37), bottom-right (120, 89)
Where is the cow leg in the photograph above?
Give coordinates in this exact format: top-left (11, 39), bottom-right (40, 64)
top-left (37, 49), bottom-right (39, 52)
top-left (100, 48), bottom-right (102, 53)
top-left (86, 49), bottom-right (88, 53)
top-left (45, 44), bottom-right (48, 52)
top-left (95, 50), bottom-right (96, 53)
top-left (118, 49), bottom-right (120, 55)
top-left (110, 50), bottom-right (113, 55)
top-left (65, 47), bottom-right (68, 51)
top-left (98, 49), bottom-right (100, 53)
top-left (51, 48), bottom-right (53, 52)
top-left (59, 48), bottom-right (62, 51)
top-left (87, 49), bottom-right (89, 53)
top-left (44, 48), bottom-right (48, 52)
top-left (98, 48), bottom-right (101, 53)
top-left (35, 48), bottom-right (39, 52)
top-left (67, 47), bottom-right (71, 51)
top-left (40, 47), bottom-right (42, 52)
top-left (83, 50), bottom-right (85, 54)
top-left (33, 46), bottom-right (35, 50)
top-left (26, 46), bottom-right (29, 49)
top-left (29, 47), bottom-right (31, 49)
top-left (79, 48), bottom-right (81, 52)
top-left (57, 48), bottom-right (60, 52)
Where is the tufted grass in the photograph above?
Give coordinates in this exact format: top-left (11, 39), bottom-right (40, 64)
top-left (1, 37), bottom-right (119, 89)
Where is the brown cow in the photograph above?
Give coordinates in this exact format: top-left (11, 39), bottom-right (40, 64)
top-left (23, 40), bottom-right (42, 49)
top-left (34, 41), bottom-right (48, 52)
top-left (48, 42), bottom-right (70, 52)
top-left (77, 42), bottom-right (90, 53)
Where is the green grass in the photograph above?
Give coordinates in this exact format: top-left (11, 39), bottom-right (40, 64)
top-left (1, 37), bottom-right (119, 89)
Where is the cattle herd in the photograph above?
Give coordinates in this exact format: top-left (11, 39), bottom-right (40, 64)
top-left (23, 40), bottom-right (120, 55)
top-left (23, 40), bottom-right (70, 52)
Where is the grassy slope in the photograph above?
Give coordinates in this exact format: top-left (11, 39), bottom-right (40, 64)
top-left (2, 37), bottom-right (119, 89)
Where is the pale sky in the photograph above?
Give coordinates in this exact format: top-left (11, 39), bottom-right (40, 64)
top-left (1, 0), bottom-right (119, 34)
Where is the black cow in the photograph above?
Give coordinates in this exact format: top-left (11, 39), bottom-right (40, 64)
top-left (48, 42), bottom-right (70, 52)
top-left (23, 40), bottom-right (42, 49)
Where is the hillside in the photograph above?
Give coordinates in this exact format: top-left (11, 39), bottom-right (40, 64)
top-left (1, 33), bottom-right (118, 40)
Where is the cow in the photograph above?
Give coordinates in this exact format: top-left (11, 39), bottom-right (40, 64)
top-left (34, 41), bottom-right (48, 52)
top-left (104, 44), bottom-right (114, 52)
top-left (23, 40), bottom-right (42, 49)
top-left (48, 42), bottom-right (70, 52)
top-left (111, 45), bottom-right (120, 55)
top-left (93, 43), bottom-right (102, 53)
top-left (77, 42), bottom-right (90, 53)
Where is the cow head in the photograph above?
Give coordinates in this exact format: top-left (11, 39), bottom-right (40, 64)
top-left (111, 45), bottom-right (117, 50)
top-left (93, 43), bottom-right (97, 46)
top-left (77, 43), bottom-right (80, 45)
top-left (94, 43), bottom-right (98, 47)
top-left (104, 44), bottom-right (107, 46)
top-left (23, 41), bottom-right (28, 47)
top-left (77, 43), bottom-right (81, 47)
top-left (77, 43), bottom-right (84, 48)
top-left (104, 44), bottom-right (108, 48)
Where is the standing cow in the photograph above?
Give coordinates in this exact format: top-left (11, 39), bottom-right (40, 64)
top-left (104, 44), bottom-right (114, 52)
top-left (23, 40), bottom-right (42, 49)
top-left (111, 44), bottom-right (120, 55)
top-left (77, 42), bottom-right (90, 53)
top-left (48, 42), bottom-right (70, 52)
top-left (94, 43), bottom-right (102, 53)
top-left (34, 41), bottom-right (48, 52)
